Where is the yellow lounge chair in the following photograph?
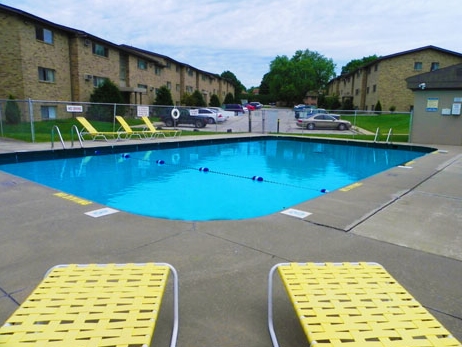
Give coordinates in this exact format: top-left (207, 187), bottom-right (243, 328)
top-left (268, 262), bottom-right (461, 347)
top-left (115, 115), bottom-right (149, 139)
top-left (0, 263), bottom-right (179, 347)
top-left (76, 116), bottom-right (124, 141)
top-left (140, 116), bottom-right (182, 138)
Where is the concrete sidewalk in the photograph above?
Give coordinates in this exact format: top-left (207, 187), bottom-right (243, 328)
top-left (0, 135), bottom-right (461, 346)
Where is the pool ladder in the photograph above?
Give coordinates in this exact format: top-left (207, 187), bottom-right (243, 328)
top-left (374, 128), bottom-right (393, 143)
top-left (51, 125), bottom-right (84, 149)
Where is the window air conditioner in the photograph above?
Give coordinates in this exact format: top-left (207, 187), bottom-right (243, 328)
top-left (84, 74), bottom-right (93, 81)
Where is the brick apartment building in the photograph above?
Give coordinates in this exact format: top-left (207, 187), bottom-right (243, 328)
top-left (0, 4), bottom-right (235, 115)
top-left (327, 46), bottom-right (462, 112)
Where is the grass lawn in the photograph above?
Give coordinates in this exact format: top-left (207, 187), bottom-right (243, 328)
top-left (295, 113), bottom-right (410, 142)
top-left (0, 113), bottom-right (411, 143)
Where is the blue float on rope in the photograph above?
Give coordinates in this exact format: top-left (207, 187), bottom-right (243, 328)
top-left (156, 159), bottom-right (165, 165)
top-left (252, 176), bottom-right (264, 182)
top-left (122, 153), bottom-right (130, 159)
top-left (199, 167), bottom-right (209, 172)
top-left (320, 188), bottom-right (329, 193)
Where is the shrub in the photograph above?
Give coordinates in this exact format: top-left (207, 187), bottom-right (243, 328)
top-left (223, 93), bottom-right (234, 104)
top-left (375, 100), bottom-right (382, 114)
top-left (191, 90), bottom-right (206, 106)
top-left (154, 86), bottom-right (173, 106)
top-left (209, 94), bottom-right (221, 107)
top-left (5, 95), bottom-right (21, 124)
top-left (88, 79), bottom-right (124, 121)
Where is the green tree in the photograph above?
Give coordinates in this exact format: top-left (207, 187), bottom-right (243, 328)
top-left (223, 93), bottom-right (234, 104)
top-left (264, 49), bottom-right (336, 106)
top-left (88, 79), bottom-right (124, 121)
top-left (209, 94), bottom-right (221, 107)
top-left (221, 71), bottom-right (245, 102)
top-left (341, 55), bottom-right (379, 75)
top-left (5, 95), bottom-right (21, 124)
top-left (154, 86), bottom-right (173, 105)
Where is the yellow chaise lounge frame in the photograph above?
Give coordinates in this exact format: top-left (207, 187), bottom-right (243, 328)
top-left (268, 262), bottom-right (461, 347)
top-left (76, 116), bottom-right (124, 141)
top-left (140, 116), bottom-right (182, 138)
top-left (0, 263), bottom-right (179, 347)
top-left (115, 115), bottom-right (151, 139)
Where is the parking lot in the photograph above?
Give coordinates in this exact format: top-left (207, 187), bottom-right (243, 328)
top-left (170, 108), bottom-right (359, 135)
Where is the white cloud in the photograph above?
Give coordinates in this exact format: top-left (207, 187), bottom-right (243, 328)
top-left (3, 0), bottom-right (462, 87)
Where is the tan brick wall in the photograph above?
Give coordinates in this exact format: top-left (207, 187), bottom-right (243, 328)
top-left (328, 49), bottom-right (462, 112)
top-left (0, 6), bottom-right (234, 110)
top-left (0, 12), bottom-right (24, 99)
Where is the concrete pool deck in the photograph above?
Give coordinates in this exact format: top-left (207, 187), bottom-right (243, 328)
top-left (0, 134), bottom-right (461, 346)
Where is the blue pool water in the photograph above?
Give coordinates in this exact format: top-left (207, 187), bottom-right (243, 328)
top-left (0, 139), bottom-right (429, 221)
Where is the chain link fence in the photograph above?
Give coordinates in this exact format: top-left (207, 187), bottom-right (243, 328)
top-left (0, 99), bottom-right (410, 144)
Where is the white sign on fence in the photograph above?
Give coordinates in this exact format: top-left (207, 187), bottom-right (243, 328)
top-left (137, 106), bottom-right (149, 117)
top-left (66, 105), bottom-right (83, 112)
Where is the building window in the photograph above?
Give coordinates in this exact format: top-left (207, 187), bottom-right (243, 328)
top-left (355, 89), bottom-right (359, 95)
top-left (166, 61), bottom-right (171, 69)
top-left (430, 62), bottom-right (440, 71)
top-left (166, 81), bottom-right (172, 90)
top-left (41, 106), bottom-right (57, 119)
top-left (155, 66), bottom-right (162, 76)
top-left (138, 59), bottom-right (147, 70)
top-left (374, 64), bottom-right (378, 72)
top-left (93, 76), bottom-right (107, 87)
top-left (366, 86), bottom-right (370, 94)
top-left (414, 62), bottom-right (422, 71)
top-left (36, 26), bottom-right (53, 44)
top-left (137, 84), bottom-right (147, 91)
top-left (92, 43), bottom-right (109, 57)
top-left (187, 68), bottom-right (194, 77)
top-left (38, 67), bottom-right (55, 82)
top-left (176, 66), bottom-right (180, 73)
top-left (176, 84), bottom-right (180, 91)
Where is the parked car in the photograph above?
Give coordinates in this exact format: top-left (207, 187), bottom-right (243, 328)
top-left (296, 114), bottom-right (352, 131)
top-left (209, 107), bottom-right (232, 120)
top-left (159, 107), bottom-right (208, 128)
top-left (294, 104), bottom-right (316, 118)
top-left (249, 101), bottom-right (263, 109)
top-left (223, 104), bottom-right (246, 115)
top-left (308, 108), bottom-right (341, 120)
top-left (192, 108), bottom-right (225, 124)
top-left (245, 103), bottom-right (256, 111)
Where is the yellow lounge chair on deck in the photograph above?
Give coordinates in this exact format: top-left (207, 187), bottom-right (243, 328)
top-left (115, 115), bottom-right (149, 139)
top-left (140, 116), bottom-right (182, 138)
top-left (0, 263), bottom-right (179, 347)
top-left (76, 116), bottom-right (124, 141)
top-left (268, 262), bottom-right (461, 347)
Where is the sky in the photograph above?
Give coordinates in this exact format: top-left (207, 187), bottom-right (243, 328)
top-left (3, 0), bottom-right (462, 89)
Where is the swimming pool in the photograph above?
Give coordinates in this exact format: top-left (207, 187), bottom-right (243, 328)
top-left (0, 138), bottom-right (431, 221)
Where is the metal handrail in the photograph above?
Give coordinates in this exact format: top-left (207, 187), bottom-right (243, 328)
top-left (51, 125), bottom-right (66, 149)
top-left (71, 125), bottom-right (84, 148)
top-left (373, 127), bottom-right (380, 142)
top-left (386, 128), bottom-right (393, 143)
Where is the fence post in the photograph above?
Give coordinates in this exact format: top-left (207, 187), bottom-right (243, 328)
top-left (0, 102), bottom-right (3, 137)
top-left (28, 98), bottom-right (35, 143)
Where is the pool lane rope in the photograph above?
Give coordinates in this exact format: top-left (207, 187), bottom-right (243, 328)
top-left (130, 155), bottom-right (328, 193)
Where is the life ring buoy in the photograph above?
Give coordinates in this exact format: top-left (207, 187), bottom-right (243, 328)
top-left (171, 108), bottom-right (180, 120)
